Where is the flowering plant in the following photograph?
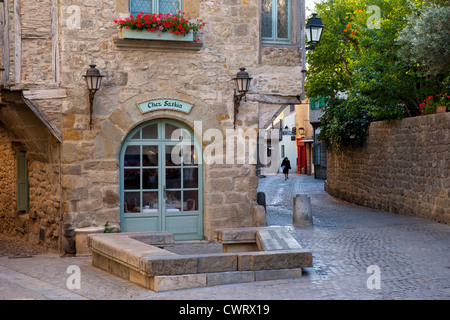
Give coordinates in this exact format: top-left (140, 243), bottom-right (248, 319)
top-left (114, 11), bottom-right (205, 42)
top-left (418, 94), bottom-right (449, 115)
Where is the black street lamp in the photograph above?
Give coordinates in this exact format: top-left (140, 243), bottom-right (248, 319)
top-left (305, 13), bottom-right (325, 50)
top-left (84, 64), bottom-right (104, 129)
top-left (232, 67), bottom-right (253, 128)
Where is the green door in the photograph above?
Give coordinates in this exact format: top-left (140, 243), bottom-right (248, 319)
top-left (120, 119), bottom-right (203, 240)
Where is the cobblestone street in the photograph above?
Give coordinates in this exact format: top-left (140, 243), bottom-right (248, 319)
top-left (0, 174), bottom-right (449, 300)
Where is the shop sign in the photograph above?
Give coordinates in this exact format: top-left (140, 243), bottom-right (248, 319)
top-left (137, 98), bottom-right (194, 114)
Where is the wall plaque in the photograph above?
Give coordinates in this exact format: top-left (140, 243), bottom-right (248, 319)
top-left (137, 98), bottom-right (194, 114)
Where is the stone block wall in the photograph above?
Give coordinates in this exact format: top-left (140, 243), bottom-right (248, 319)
top-left (2, 0), bottom-right (305, 251)
top-left (0, 122), bottom-right (61, 250)
top-left (0, 123), bottom-right (17, 234)
top-left (325, 113), bottom-right (450, 224)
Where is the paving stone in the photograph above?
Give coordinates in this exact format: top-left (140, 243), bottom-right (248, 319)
top-left (0, 175), bottom-right (449, 300)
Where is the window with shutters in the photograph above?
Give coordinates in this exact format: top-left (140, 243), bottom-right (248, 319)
top-left (16, 152), bottom-right (29, 213)
top-left (261, 0), bottom-right (291, 43)
top-left (129, 0), bottom-right (182, 15)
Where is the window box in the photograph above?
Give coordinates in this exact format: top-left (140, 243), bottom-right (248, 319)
top-left (120, 28), bottom-right (194, 42)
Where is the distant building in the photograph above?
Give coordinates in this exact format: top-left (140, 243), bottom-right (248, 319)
top-left (309, 97), bottom-right (327, 180)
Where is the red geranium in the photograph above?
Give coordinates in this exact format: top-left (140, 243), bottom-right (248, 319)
top-left (114, 11), bottom-right (205, 40)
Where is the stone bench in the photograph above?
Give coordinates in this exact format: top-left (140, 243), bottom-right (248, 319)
top-left (214, 227), bottom-right (303, 252)
top-left (88, 229), bottom-right (312, 292)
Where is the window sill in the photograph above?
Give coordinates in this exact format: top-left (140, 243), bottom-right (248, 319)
top-left (261, 42), bottom-right (301, 48)
top-left (113, 38), bottom-right (203, 51)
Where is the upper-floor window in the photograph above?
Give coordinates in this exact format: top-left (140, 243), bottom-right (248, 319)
top-left (261, 0), bottom-right (291, 43)
top-left (130, 0), bottom-right (182, 15)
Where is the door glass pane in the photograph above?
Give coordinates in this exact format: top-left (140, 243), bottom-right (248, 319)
top-left (124, 192), bottom-right (141, 213)
top-left (183, 145), bottom-right (200, 165)
top-left (143, 192), bottom-right (159, 211)
top-left (261, 0), bottom-right (273, 38)
top-left (166, 145), bottom-right (182, 166)
top-left (166, 191), bottom-right (181, 212)
top-left (143, 169), bottom-right (158, 189)
top-left (183, 190), bottom-right (198, 211)
top-left (165, 123), bottom-right (181, 140)
top-left (142, 123), bottom-right (158, 139)
top-left (131, 131), bottom-right (140, 139)
top-left (166, 168), bottom-right (181, 189)
top-left (124, 145), bottom-right (140, 167)
top-left (183, 168), bottom-right (198, 188)
top-left (143, 146), bottom-right (158, 166)
top-left (124, 169), bottom-right (140, 190)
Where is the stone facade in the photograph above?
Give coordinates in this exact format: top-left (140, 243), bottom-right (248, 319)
top-left (0, 123), bottom-right (17, 234)
top-left (1, 0), bottom-right (306, 252)
top-left (0, 115), bottom-right (60, 250)
top-left (326, 113), bottom-right (450, 224)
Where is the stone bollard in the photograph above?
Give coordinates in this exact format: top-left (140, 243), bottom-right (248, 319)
top-left (293, 194), bottom-right (313, 226)
top-left (74, 227), bottom-right (105, 256)
top-left (252, 205), bottom-right (267, 227)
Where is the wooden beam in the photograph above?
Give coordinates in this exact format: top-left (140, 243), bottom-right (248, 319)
top-left (23, 88), bottom-right (67, 100)
top-left (0, 0), bottom-right (10, 87)
top-left (246, 93), bottom-right (301, 105)
top-left (51, 0), bottom-right (59, 85)
top-left (14, 0), bottom-right (21, 84)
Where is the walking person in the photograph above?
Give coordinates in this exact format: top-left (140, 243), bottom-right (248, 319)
top-left (281, 157), bottom-right (291, 180)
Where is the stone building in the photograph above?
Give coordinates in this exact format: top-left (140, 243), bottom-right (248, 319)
top-left (0, 0), bottom-right (306, 253)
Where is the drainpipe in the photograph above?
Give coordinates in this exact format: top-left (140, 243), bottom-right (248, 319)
top-left (58, 141), bottom-right (64, 256)
top-left (301, 0), bottom-right (307, 101)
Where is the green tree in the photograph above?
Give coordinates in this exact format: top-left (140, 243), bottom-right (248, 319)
top-left (397, 4), bottom-right (450, 76)
top-left (306, 0), bottom-right (449, 150)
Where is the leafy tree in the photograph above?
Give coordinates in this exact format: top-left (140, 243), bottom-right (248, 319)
top-left (397, 4), bottom-right (450, 76)
top-left (306, 0), bottom-right (449, 150)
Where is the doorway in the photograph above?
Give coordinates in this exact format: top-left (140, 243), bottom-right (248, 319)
top-left (119, 119), bottom-right (203, 240)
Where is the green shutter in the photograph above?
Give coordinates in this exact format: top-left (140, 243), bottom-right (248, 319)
top-left (17, 152), bottom-right (29, 212)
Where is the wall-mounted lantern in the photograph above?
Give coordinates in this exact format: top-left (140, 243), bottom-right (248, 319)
top-left (83, 64), bottom-right (104, 129)
top-left (232, 67), bottom-right (252, 128)
top-left (305, 13), bottom-right (325, 50)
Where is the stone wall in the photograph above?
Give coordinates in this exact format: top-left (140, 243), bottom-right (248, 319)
top-left (325, 113), bottom-right (450, 224)
top-left (0, 122), bottom-right (61, 250)
top-left (2, 0), bottom-right (305, 251)
top-left (56, 0), bottom-right (303, 245)
top-left (0, 123), bottom-right (17, 234)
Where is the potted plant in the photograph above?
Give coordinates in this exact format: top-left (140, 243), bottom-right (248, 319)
top-left (114, 11), bottom-right (205, 42)
top-left (418, 94), bottom-right (449, 115)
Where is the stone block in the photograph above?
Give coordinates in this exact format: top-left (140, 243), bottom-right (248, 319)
top-left (129, 269), bottom-right (152, 289)
top-left (254, 268), bottom-right (303, 281)
top-left (92, 251), bottom-right (109, 272)
top-left (256, 228), bottom-right (302, 251)
top-left (222, 243), bottom-right (258, 253)
top-left (293, 194), bottom-right (313, 226)
top-left (252, 205), bottom-right (267, 227)
top-left (237, 250), bottom-right (313, 271)
top-left (214, 227), bottom-right (260, 244)
top-left (152, 274), bottom-right (207, 292)
top-left (88, 233), bottom-right (175, 271)
top-left (108, 258), bottom-right (130, 280)
top-left (196, 253), bottom-right (238, 273)
top-left (74, 226), bottom-right (105, 256)
top-left (206, 271), bottom-right (255, 286)
top-left (129, 231), bottom-right (175, 247)
top-left (142, 255), bottom-right (199, 276)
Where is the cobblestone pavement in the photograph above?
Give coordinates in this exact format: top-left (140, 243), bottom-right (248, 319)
top-left (0, 174), bottom-right (449, 300)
